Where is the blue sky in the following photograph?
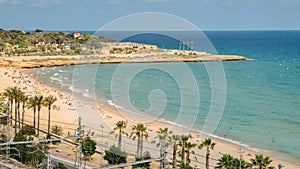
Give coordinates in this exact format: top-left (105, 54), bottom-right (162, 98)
top-left (0, 0), bottom-right (300, 30)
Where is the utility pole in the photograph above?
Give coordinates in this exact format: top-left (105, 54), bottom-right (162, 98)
top-left (6, 101), bottom-right (11, 160)
top-left (47, 150), bottom-right (51, 169)
top-left (160, 140), bottom-right (167, 169)
top-left (77, 117), bottom-right (83, 169)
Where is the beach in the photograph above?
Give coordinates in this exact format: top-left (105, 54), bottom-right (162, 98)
top-left (0, 66), bottom-right (299, 169)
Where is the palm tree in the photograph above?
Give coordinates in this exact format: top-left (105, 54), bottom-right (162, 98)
top-left (27, 96), bottom-right (37, 131)
top-left (168, 134), bottom-right (181, 169)
top-left (43, 96), bottom-right (57, 135)
top-left (233, 158), bottom-right (252, 169)
top-left (111, 121), bottom-right (128, 149)
top-left (154, 127), bottom-right (172, 147)
top-left (250, 154), bottom-right (273, 169)
top-left (3, 87), bottom-right (14, 119)
top-left (185, 142), bottom-right (197, 166)
top-left (35, 95), bottom-right (43, 137)
top-left (20, 94), bottom-right (28, 127)
top-left (10, 87), bottom-right (23, 133)
top-left (198, 138), bottom-right (216, 169)
top-left (15, 89), bottom-right (24, 129)
top-left (215, 154), bottom-right (234, 169)
top-left (130, 123), bottom-right (148, 157)
top-left (179, 135), bottom-right (189, 164)
top-left (139, 124), bottom-right (149, 157)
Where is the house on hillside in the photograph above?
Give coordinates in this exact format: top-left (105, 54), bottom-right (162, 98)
top-left (72, 31), bottom-right (84, 39)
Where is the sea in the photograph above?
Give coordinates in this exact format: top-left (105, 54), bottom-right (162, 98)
top-left (28, 30), bottom-right (300, 164)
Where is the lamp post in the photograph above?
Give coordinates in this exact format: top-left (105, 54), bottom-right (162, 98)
top-left (27, 144), bottom-right (51, 169)
top-left (100, 124), bottom-right (104, 166)
top-left (236, 147), bottom-right (245, 169)
top-left (278, 163), bottom-right (284, 169)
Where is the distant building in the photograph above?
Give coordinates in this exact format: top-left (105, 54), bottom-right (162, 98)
top-left (72, 31), bottom-right (84, 39)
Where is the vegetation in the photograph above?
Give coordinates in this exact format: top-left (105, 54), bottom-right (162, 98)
top-left (250, 154), bottom-right (274, 169)
top-left (130, 123), bottom-right (149, 157)
top-left (104, 145), bottom-right (127, 165)
top-left (198, 138), bottom-right (216, 169)
top-left (53, 162), bottom-right (68, 169)
top-left (12, 129), bottom-right (46, 165)
top-left (0, 29), bottom-right (117, 56)
top-left (132, 151), bottom-right (151, 169)
top-left (43, 95), bottom-right (57, 134)
top-left (82, 137), bottom-right (97, 161)
top-left (111, 120), bottom-right (128, 149)
top-left (19, 125), bottom-right (35, 136)
top-left (51, 125), bottom-right (63, 136)
top-left (168, 134), bottom-right (181, 168)
top-left (0, 86), bottom-right (278, 169)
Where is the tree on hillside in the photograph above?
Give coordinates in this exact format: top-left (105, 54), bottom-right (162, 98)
top-left (35, 29), bottom-right (44, 33)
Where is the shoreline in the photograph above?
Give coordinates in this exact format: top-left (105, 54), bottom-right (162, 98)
top-left (0, 54), bottom-right (253, 69)
top-left (1, 66), bottom-right (299, 168)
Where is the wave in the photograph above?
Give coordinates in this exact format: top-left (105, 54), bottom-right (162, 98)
top-left (58, 69), bottom-right (67, 73)
top-left (68, 85), bottom-right (81, 93)
top-left (158, 119), bottom-right (261, 153)
top-left (50, 77), bottom-right (63, 83)
top-left (107, 100), bottom-right (123, 109)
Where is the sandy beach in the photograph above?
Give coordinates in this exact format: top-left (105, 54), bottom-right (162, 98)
top-left (0, 67), bottom-right (299, 169)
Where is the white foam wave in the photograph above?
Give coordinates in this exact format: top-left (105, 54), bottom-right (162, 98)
top-left (158, 119), bottom-right (261, 153)
top-left (107, 100), bottom-right (123, 109)
top-left (50, 77), bottom-right (63, 83)
top-left (68, 86), bottom-right (80, 93)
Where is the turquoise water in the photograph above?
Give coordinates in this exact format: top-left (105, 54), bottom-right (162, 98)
top-left (30, 31), bottom-right (300, 164)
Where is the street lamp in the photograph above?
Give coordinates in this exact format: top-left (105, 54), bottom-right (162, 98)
top-left (100, 124), bottom-right (104, 166)
top-left (236, 147), bottom-right (245, 169)
top-left (278, 163), bottom-right (284, 169)
top-left (27, 144), bottom-right (51, 169)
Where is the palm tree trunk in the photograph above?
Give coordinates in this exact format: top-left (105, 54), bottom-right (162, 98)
top-left (33, 109), bottom-right (36, 134)
top-left (181, 146), bottom-right (185, 164)
top-left (186, 151), bottom-right (190, 166)
top-left (22, 104), bottom-right (25, 127)
top-left (140, 139), bottom-right (144, 157)
top-left (206, 152), bottom-right (210, 169)
top-left (172, 145), bottom-right (177, 169)
top-left (37, 110), bottom-right (40, 136)
top-left (47, 107), bottom-right (51, 134)
top-left (17, 102), bottom-right (20, 128)
top-left (118, 131), bottom-right (122, 149)
top-left (14, 100), bottom-right (17, 133)
top-left (137, 137), bottom-right (140, 157)
top-left (10, 100), bottom-right (13, 120)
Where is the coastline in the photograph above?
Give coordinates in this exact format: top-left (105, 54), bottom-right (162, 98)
top-left (0, 54), bottom-right (253, 69)
top-left (1, 66), bottom-right (299, 168)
